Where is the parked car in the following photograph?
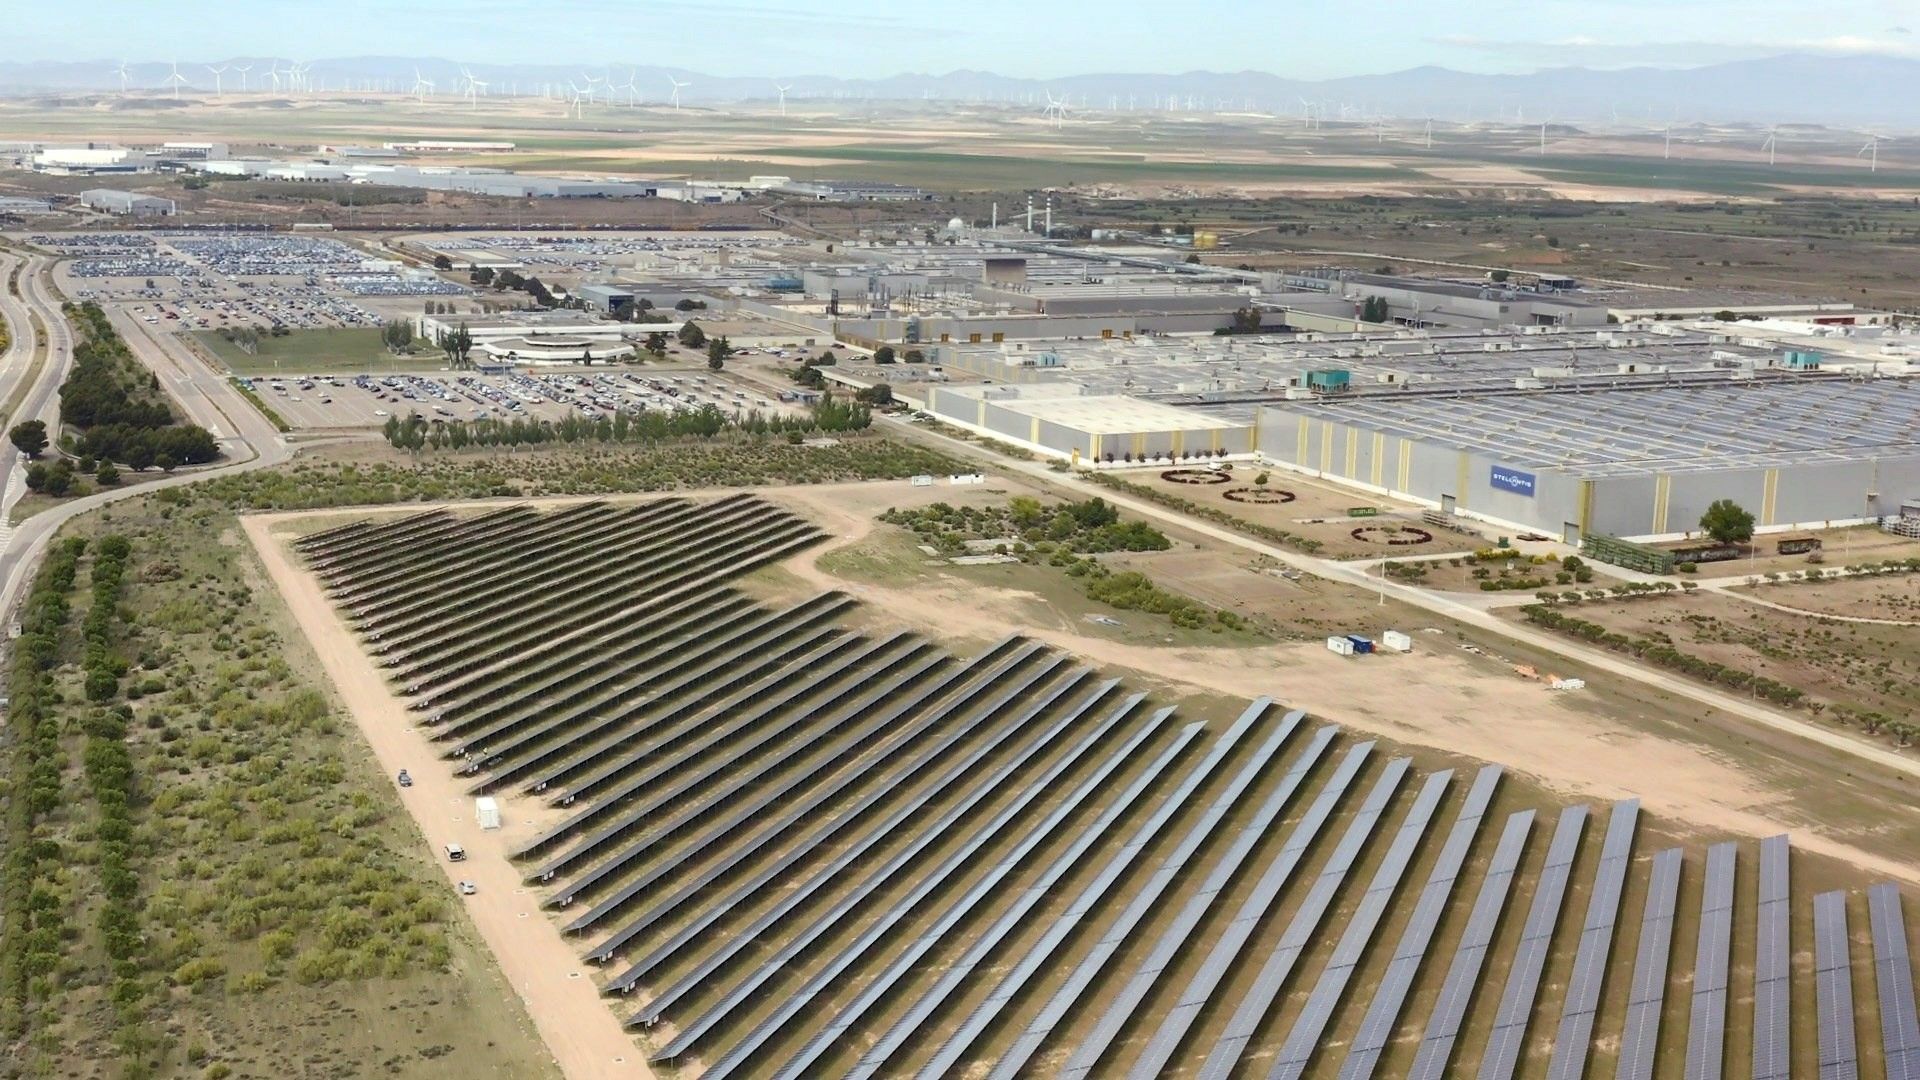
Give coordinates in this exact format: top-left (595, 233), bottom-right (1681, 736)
top-left (397, 769), bottom-right (412, 787)
top-left (456, 881), bottom-right (477, 896)
top-left (445, 843), bottom-right (466, 862)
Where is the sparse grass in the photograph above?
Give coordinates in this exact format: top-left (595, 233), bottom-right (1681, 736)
top-left (0, 490), bottom-right (561, 1079)
top-left (195, 328), bottom-right (440, 376)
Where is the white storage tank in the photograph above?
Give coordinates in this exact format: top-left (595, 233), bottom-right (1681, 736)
top-left (474, 796), bottom-right (502, 830)
top-left (1381, 630), bottom-right (1413, 653)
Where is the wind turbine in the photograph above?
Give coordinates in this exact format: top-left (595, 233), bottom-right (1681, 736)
top-left (114, 61), bottom-right (130, 94)
top-left (464, 70), bottom-right (488, 108)
top-left (163, 61), bottom-right (188, 100)
top-left (411, 68), bottom-right (434, 102)
top-left (234, 63), bottom-right (251, 92)
top-left (616, 71), bottom-right (639, 106)
top-left (668, 76), bottom-right (688, 109)
top-left (1859, 133), bottom-right (1887, 172)
top-left (579, 72), bottom-right (602, 105)
top-left (774, 82), bottom-right (791, 117)
top-left (1424, 117), bottom-right (1433, 150)
top-left (1761, 125), bottom-right (1778, 166)
top-left (205, 64), bottom-right (228, 94)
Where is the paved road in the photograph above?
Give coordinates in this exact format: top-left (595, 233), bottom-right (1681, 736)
top-left (883, 416), bottom-right (1920, 784)
top-left (0, 256), bottom-right (292, 621)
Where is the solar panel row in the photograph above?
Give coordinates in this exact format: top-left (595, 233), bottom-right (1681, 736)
top-left (704, 717), bottom-right (1177, 1080)
top-left (1614, 847), bottom-right (1683, 1080)
top-left (1157, 756), bottom-right (1421, 1080)
top-left (545, 639), bottom-right (967, 907)
top-left (1264, 767), bottom-right (1471, 1080)
top-left (910, 701), bottom-right (1297, 1080)
top-left (1405, 809), bottom-right (1537, 1080)
top-left (637, 681), bottom-right (1146, 1041)
top-left (986, 724), bottom-right (1340, 1080)
top-left (1753, 834), bottom-right (1793, 1080)
top-left (1340, 765), bottom-right (1506, 1080)
top-left (1478, 803), bottom-right (1591, 1080)
top-left (1869, 882), bottom-right (1920, 1080)
top-left (589, 667), bottom-right (1108, 971)
top-left (1813, 890), bottom-right (1859, 1080)
top-left (1546, 799), bottom-right (1641, 1080)
top-left (1059, 738), bottom-right (1377, 1080)
top-left (1685, 841), bottom-right (1738, 1080)
top-left (804, 720), bottom-right (1208, 1080)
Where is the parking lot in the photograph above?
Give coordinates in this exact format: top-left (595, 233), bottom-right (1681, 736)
top-left (240, 368), bottom-right (799, 430)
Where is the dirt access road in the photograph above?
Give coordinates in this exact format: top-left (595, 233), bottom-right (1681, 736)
top-left (241, 512), bottom-right (650, 1080)
top-left (769, 479), bottom-right (1920, 885)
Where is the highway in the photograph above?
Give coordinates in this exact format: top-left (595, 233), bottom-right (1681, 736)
top-left (0, 252), bottom-right (292, 622)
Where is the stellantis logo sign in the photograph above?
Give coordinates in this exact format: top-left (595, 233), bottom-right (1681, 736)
top-left (1489, 466), bottom-right (1537, 497)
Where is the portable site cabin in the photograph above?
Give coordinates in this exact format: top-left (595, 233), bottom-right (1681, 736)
top-left (475, 797), bottom-right (502, 831)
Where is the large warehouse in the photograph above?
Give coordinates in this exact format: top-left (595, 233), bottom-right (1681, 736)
top-left (925, 383), bottom-right (1253, 461)
top-left (1254, 378), bottom-right (1920, 541)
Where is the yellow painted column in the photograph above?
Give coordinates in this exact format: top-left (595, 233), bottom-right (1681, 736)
top-left (1344, 428), bottom-right (1358, 478)
top-left (1320, 423), bottom-right (1334, 472)
top-left (1397, 438), bottom-right (1413, 492)
top-left (1296, 420), bottom-right (1310, 465)
top-left (1579, 479), bottom-right (1594, 535)
top-left (1171, 429), bottom-right (1186, 456)
top-left (1029, 417), bottom-right (1041, 444)
top-left (1651, 474), bottom-right (1672, 533)
top-left (1090, 433), bottom-right (1102, 460)
top-left (1456, 453), bottom-right (1469, 508)
top-left (1761, 468), bottom-right (1780, 525)
top-left (1370, 432), bottom-right (1385, 487)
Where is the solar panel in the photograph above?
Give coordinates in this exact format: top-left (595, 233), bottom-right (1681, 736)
top-left (699, 716), bottom-right (1178, 1080)
top-left (803, 720), bottom-right (1209, 1080)
top-left (1263, 766), bottom-right (1472, 1080)
top-left (911, 701), bottom-right (1298, 1080)
top-left (545, 642), bottom-right (960, 908)
top-left (1339, 765), bottom-right (1505, 1080)
top-left (1753, 834), bottom-right (1792, 1080)
top-left (1060, 739), bottom-right (1377, 1080)
top-left (1814, 890), bottom-right (1860, 1080)
top-left (588, 665), bottom-right (1104, 969)
top-left (1184, 758), bottom-right (1428, 1080)
top-left (1684, 841), bottom-right (1737, 1080)
top-left (613, 680), bottom-right (1133, 998)
top-left (1614, 847), bottom-right (1683, 1080)
top-left (1477, 803), bottom-right (1591, 1080)
top-left (1405, 809), bottom-right (1536, 1080)
top-left (520, 631), bottom-right (926, 857)
top-left (1547, 799), bottom-right (1641, 1080)
top-left (987, 724), bottom-right (1340, 1080)
top-left (1868, 882), bottom-right (1920, 1080)
top-left (646, 691), bottom-right (1157, 1057)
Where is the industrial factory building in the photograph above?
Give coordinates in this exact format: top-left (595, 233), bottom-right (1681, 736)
top-left (79, 189), bottom-right (176, 217)
top-left (1254, 378), bottom-right (1920, 542)
top-left (925, 383), bottom-right (1253, 462)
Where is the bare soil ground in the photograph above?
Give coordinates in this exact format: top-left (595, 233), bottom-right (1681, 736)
top-left (1131, 466), bottom-right (1482, 559)
top-left (750, 480), bottom-right (1920, 885)
top-left (1732, 571), bottom-right (1920, 621)
top-left (1502, 589), bottom-right (1920, 734)
top-left (241, 512), bottom-right (655, 1080)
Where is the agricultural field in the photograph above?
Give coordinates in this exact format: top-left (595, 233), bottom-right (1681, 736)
top-left (0, 489), bottom-right (558, 1079)
top-left (193, 327), bottom-right (440, 376)
top-left (249, 482), bottom-right (1920, 1079)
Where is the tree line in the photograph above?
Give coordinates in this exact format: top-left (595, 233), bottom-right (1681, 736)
top-left (60, 301), bottom-right (221, 469)
top-left (383, 396), bottom-right (871, 451)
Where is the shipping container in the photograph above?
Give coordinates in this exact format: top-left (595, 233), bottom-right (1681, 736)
top-left (475, 797), bottom-right (501, 830)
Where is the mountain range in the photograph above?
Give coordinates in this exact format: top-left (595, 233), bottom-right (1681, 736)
top-left (1, 53), bottom-right (1914, 128)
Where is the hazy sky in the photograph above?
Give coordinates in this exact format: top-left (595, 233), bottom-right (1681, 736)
top-left (15, 0), bottom-right (1920, 77)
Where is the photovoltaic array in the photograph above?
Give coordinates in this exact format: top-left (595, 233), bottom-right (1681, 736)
top-left (297, 499), bottom-right (1920, 1077)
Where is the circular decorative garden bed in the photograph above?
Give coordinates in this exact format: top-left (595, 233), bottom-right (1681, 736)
top-left (1350, 525), bottom-right (1434, 546)
top-left (1222, 487), bottom-right (1296, 504)
top-left (1161, 468), bottom-right (1232, 485)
